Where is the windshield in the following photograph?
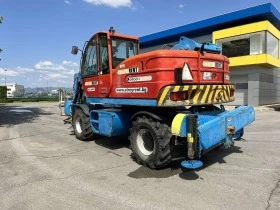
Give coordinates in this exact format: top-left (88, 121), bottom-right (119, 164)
top-left (111, 37), bottom-right (138, 68)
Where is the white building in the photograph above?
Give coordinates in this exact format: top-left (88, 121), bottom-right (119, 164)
top-left (0, 83), bottom-right (24, 98)
top-left (51, 89), bottom-right (58, 94)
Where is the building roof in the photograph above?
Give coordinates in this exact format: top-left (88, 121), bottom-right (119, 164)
top-left (140, 3), bottom-right (280, 48)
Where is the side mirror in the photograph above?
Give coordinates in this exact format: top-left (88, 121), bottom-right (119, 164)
top-left (71, 46), bottom-right (79, 55)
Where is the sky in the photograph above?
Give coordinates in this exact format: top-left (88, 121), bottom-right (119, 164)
top-left (1, 0), bottom-right (280, 88)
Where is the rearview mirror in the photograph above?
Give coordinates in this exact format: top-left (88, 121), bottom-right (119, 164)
top-left (71, 46), bottom-right (79, 55)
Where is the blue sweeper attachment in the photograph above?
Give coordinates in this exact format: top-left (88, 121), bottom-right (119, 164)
top-left (171, 105), bottom-right (255, 169)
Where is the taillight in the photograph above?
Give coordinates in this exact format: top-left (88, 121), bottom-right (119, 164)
top-left (230, 89), bottom-right (235, 97)
top-left (202, 72), bottom-right (216, 80)
top-left (170, 91), bottom-right (188, 101)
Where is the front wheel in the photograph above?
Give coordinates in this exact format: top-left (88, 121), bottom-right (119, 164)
top-left (129, 116), bottom-right (172, 169)
top-left (73, 108), bottom-right (96, 141)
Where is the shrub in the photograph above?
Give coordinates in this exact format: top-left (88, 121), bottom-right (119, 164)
top-left (0, 97), bottom-right (59, 103)
top-left (0, 98), bottom-right (13, 103)
top-left (20, 98), bottom-right (40, 102)
top-left (0, 86), bottom-right (7, 99)
top-left (11, 98), bottom-right (21, 101)
top-left (38, 98), bottom-right (58, 102)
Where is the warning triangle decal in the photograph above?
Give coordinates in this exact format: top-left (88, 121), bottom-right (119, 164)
top-left (182, 63), bottom-right (193, 80)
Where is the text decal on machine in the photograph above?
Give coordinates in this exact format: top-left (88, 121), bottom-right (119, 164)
top-left (87, 87), bottom-right (95, 92)
top-left (115, 87), bottom-right (148, 93)
top-left (85, 81), bottom-right (98, 86)
top-left (127, 76), bottom-right (152, 82)
top-left (117, 67), bottom-right (139, 75)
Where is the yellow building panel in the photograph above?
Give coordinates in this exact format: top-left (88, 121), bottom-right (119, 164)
top-left (267, 22), bottom-right (280, 38)
top-left (213, 21), bottom-right (269, 40)
top-left (229, 54), bottom-right (280, 68)
top-left (239, 21), bottom-right (265, 35)
top-left (213, 21), bottom-right (280, 68)
top-left (266, 54), bottom-right (280, 67)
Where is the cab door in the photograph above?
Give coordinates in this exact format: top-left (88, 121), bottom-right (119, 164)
top-left (97, 33), bottom-right (111, 97)
top-left (81, 36), bottom-right (99, 97)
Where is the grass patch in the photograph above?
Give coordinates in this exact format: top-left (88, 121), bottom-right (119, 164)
top-left (0, 98), bottom-right (59, 103)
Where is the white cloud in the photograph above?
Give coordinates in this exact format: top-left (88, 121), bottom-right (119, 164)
top-left (179, 4), bottom-right (184, 9)
top-left (84, 0), bottom-right (133, 8)
top-left (46, 73), bottom-right (69, 79)
top-left (65, 70), bottom-right (77, 75)
top-left (35, 61), bottom-right (67, 71)
top-left (50, 79), bottom-right (69, 85)
top-left (2, 60), bottom-right (79, 87)
top-left (131, 1), bottom-right (143, 11)
top-left (16, 67), bottom-right (35, 73)
top-left (64, 0), bottom-right (72, 4)
top-left (35, 61), bottom-right (78, 86)
top-left (62, 60), bottom-right (78, 67)
top-left (0, 68), bottom-right (20, 76)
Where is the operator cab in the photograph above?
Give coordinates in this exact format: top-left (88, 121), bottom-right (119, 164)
top-left (72, 27), bottom-right (139, 76)
top-left (71, 27), bottom-right (139, 97)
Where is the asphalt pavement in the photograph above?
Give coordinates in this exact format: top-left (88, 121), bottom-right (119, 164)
top-left (0, 102), bottom-right (279, 210)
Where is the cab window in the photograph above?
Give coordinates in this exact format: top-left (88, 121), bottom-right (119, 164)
top-left (81, 38), bottom-right (97, 77)
top-left (99, 34), bottom-right (109, 74)
top-left (111, 38), bottom-right (138, 68)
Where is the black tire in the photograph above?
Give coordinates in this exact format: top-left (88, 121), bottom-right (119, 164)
top-left (129, 116), bottom-right (172, 169)
top-left (73, 108), bottom-right (96, 141)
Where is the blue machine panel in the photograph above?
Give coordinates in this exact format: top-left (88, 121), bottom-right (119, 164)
top-left (198, 106), bottom-right (255, 150)
top-left (171, 36), bottom-right (222, 53)
top-left (90, 110), bottom-right (132, 137)
top-left (64, 101), bottom-right (73, 116)
top-left (173, 106), bottom-right (255, 150)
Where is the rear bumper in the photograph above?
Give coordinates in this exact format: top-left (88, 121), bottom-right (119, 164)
top-left (157, 84), bottom-right (235, 107)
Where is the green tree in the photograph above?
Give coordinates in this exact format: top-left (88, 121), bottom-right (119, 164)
top-left (0, 86), bottom-right (7, 99)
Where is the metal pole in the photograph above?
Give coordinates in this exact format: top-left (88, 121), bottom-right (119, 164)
top-left (5, 69), bottom-right (6, 85)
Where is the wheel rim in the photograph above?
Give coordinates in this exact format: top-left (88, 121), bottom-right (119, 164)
top-left (75, 118), bottom-right (82, 134)
top-left (136, 129), bottom-right (154, 156)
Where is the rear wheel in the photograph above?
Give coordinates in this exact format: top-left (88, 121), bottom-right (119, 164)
top-left (129, 116), bottom-right (172, 169)
top-left (73, 108), bottom-right (96, 141)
